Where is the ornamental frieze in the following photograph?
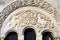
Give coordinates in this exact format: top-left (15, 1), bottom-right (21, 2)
top-left (0, 0), bottom-right (58, 28)
top-left (9, 10), bottom-right (55, 32)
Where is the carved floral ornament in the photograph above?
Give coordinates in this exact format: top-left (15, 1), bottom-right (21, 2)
top-left (0, 0), bottom-right (58, 37)
top-left (0, 0), bottom-right (58, 27)
top-left (0, 0), bottom-right (59, 39)
top-left (9, 10), bottom-right (55, 32)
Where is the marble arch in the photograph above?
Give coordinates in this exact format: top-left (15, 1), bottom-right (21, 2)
top-left (0, 0), bottom-right (58, 27)
top-left (0, 0), bottom-right (60, 40)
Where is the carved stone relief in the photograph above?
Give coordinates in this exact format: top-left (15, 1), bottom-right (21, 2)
top-left (0, 0), bottom-right (59, 40)
top-left (9, 10), bottom-right (55, 32)
top-left (0, 0), bottom-right (58, 28)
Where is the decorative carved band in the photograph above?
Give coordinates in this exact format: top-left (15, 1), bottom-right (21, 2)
top-left (9, 10), bottom-right (55, 32)
top-left (0, 0), bottom-right (58, 28)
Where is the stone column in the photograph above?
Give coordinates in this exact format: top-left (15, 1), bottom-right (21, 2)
top-left (0, 37), bottom-right (4, 40)
top-left (54, 37), bottom-right (60, 40)
top-left (18, 36), bottom-right (21, 40)
top-left (37, 32), bottom-right (42, 40)
top-left (18, 35), bottom-right (24, 40)
top-left (1, 38), bottom-right (4, 40)
top-left (21, 35), bottom-right (24, 40)
top-left (0, 38), bottom-right (1, 40)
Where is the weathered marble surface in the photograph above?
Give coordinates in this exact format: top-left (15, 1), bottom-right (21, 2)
top-left (0, 0), bottom-right (60, 40)
top-left (0, 6), bottom-right (59, 40)
top-left (0, 0), bottom-right (58, 29)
